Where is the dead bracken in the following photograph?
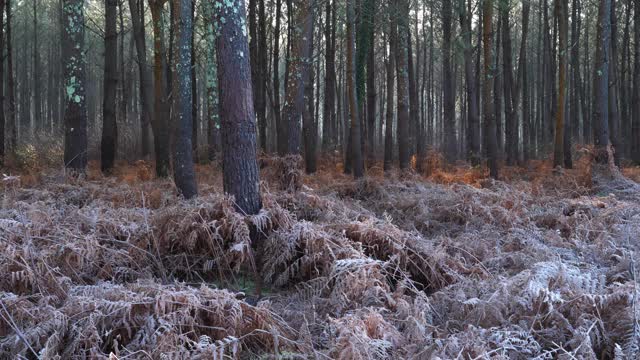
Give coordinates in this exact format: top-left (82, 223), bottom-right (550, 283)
top-left (2, 155), bottom-right (640, 359)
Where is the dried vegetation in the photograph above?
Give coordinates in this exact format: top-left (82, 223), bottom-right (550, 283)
top-left (2, 153), bottom-right (640, 359)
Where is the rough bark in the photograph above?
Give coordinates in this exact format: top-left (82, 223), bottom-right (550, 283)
top-left (149, 0), bottom-right (171, 177)
top-left (592, 0), bottom-right (612, 167)
top-left (395, 0), bottom-right (411, 170)
top-left (62, 0), bottom-right (88, 173)
top-left (171, 0), bottom-right (198, 198)
top-left (553, 0), bottom-right (568, 168)
top-left (460, 0), bottom-right (480, 165)
top-left (129, 0), bottom-right (152, 158)
top-left (633, 0), bottom-right (640, 163)
top-left (102, 0), bottom-right (118, 174)
top-left (442, 0), bottom-right (456, 162)
top-left (384, 11), bottom-right (395, 172)
top-left (214, 0), bottom-right (262, 215)
top-left (347, 0), bottom-right (364, 177)
top-left (483, 0), bottom-right (498, 178)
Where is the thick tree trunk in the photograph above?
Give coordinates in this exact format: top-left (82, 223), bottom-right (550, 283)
top-left (214, 0), bottom-right (262, 214)
top-left (171, 0), bottom-right (198, 198)
top-left (102, 0), bottom-right (118, 174)
top-left (0, 0), bottom-right (4, 166)
top-left (633, 0), bottom-right (640, 163)
top-left (366, 17), bottom-right (376, 165)
top-left (149, 0), bottom-right (171, 177)
top-left (62, 0), bottom-right (88, 173)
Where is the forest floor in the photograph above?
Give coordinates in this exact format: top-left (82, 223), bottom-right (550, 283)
top-left (2, 152), bottom-right (640, 359)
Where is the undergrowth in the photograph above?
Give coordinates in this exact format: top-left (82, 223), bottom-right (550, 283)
top-left (1, 154), bottom-right (640, 359)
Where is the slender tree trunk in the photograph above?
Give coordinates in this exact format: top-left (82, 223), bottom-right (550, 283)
top-left (257, 0), bottom-right (267, 152)
top-left (283, 0), bottom-right (314, 156)
top-left (205, 1), bottom-right (220, 161)
top-left (322, 0), bottom-right (336, 152)
top-left (190, 0), bottom-right (198, 162)
top-left (384, 14), bottom-right (395, 172)
top-left (553, 0), bottom-right (569, 168)
top-left (62, 0), bottom-right (88, 173)
top-left (366, 13), bottom-right (376, 165)
top-left (347, 0), bottom-right (364, 177)
top-left (214, 0), bottom-right (262, 214)
top-left (303, 8), bottom-right (317, 173)
top-left (483, 0), bottom-right (498, 178)
top-left (171, 0), bottom-right (198, 198)
top-left (592, 0), bottom-right (612, 168)
top-left (460, 0), bottom-right (480, 165)
top-left (500, 0), bottom-right (516, 165)
top-left (396, 0), bottom-right (411, 169)
top-left (129, 0), bottom-right (152, 158)
top-left (274, 0), bottom-right (286, 155)
top-left (608, 0), bottom-right (621, 166)
top-left (33, 0), bottom-right (42, 132)
top-left (442, 0), bottom-right (456, 162)
top-left (6, 0), bottom-right (15, 158)
top-left (102, 0), bottom-right (118, 174)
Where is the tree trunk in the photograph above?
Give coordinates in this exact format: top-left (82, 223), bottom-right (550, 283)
top-left (6, 0), bottom-right (15, 158)
top-left (592, 0), bottom-right (612, 168)
top-left (62, 0), bottom-right (88, 173)
top-left (460, 0), bottom-right (480, 165)
top-left (442, 0), bottom-right (456, 162)
top-left (501, 0), bottom-right (516, 165)
top-left (553, 0), bottom-right (568, 168)
top-left (384, 13), bottom-right (395, 172)
top-left (283, 0), bottom-right (314, 155)
top-left (190, 0), bottom-right (198, 162)
top-left (129, 0), bottom-right (152, 158)
top-left (214, 0), bottom-right (262, 214)
top-left (483, 0), bottom-right (498, 178)
top-left (347, 0), bottom-right (364, 177)
top-left (608, 0), bottom-right (621, 166)
top-left (171, 0), bottom-right (198, 198)
top-left (396, 0), bottom-right (411, 170)
top-left (102, 0), bottom-right (118, 174)
top-left (303, 9), bottom-right (317, 174)
top-left (632, 0), bottom-right (640, 163)
top-left (257, 0), bottom-right (267, 152)
top-left (149, 0), bottom-right (171, 177)
top-left (274, 0), bottom-right (285, 155)
top-left (205, 1), bottom-right (220, 162)
top-left (0, 0), bottom-right (4, 166)
top-left (322, 0), bottom-right (336, 152)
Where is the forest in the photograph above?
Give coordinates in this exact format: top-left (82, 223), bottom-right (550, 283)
top-left (2, 0), bottom-right (640, 358)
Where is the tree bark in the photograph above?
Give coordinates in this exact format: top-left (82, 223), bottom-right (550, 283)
top-left (283, 0), bottom-right (314, 155)
top-left (347, 0), bottom-right (364, 177)
top-left (460, 0), bottom-right (480, 166)
top-left (5, 0), bottom-right (15, 159)
top-left (553, 0), bottom-right (568, 168)
top-left (395, 0), bottom-right (411, 170)
top-left (62, 0), bottom-right (88, 173)
top-left (592, 0), bottom-right (612, 167)
top-left (149, 0), bottom-right (171, 177)
top-left (214, 0), bottom-right (262, 214)
top-left (483, 0), bottom-right (498, 178)
top-left (632, 0), bottom-right (640, 163)
top-left (171, 0), bottom-right (198, 198)
top-left (102, 0), bottom-right (118, 174)
top-left (442, 0), bottom-right (456, 162)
